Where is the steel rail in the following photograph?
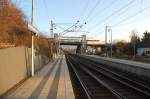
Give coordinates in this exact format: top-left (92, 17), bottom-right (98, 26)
top-left (66, 55), bottom-right (92, 99)
top-left (67, 54), bottom-right (150, 99)
top-left (74, 55), bottom-right (150, 97)
top-left (68, 55), bottom-right (124, 99)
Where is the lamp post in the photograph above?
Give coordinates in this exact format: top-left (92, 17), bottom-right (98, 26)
top-left (105, 26), bottom-right (108, 57)
top-left (105, 26), bottom-right (112, 57)
top-left (31, 0), bottom-right (35, 77)
top-left (110, 29), bottom-right (112, 57)
top-left (108, 27), bottom-right (112, 57)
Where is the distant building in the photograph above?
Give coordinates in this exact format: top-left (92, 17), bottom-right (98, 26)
top-left (137, 39), bottom-right (150, 57)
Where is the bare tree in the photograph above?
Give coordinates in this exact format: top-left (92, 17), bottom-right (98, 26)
top-left (0, 0), bottom-right (31, 47)
top-left (130, 30), bottom-right (140, 57)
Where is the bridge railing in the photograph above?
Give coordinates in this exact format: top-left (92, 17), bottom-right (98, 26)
top-left (60, 36), bottom-right (83, 43)
top-left (60, 39), bottom-right (82, 43)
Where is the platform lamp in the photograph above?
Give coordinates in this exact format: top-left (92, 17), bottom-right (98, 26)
top-left (31, 0), bottom-right (35, 77)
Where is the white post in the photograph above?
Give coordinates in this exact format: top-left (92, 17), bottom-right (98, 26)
top-left (31, 0), bottom-right (35, 77)
top-left (105, 26), bottom-right (108, 57)
top-left (50, 20), bottom-right (54, 38)
top-left (31, 0), bottom-right (34, 25)
top-left (110, 29), bottom-right (112, 57)
top-left (31, 35), bottom-right (34, 76)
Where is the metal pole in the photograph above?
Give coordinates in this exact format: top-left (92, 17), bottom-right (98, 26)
top-left (31, 0), bottom-right (34, 77)
top-left (134, 35), bottom-right (136, 58)
top-left (50, 20), bottom-right (53, 37)
top-left (105, 26), bottom-right (107, 57)
top-left (31, 35), bottom-right (34, 76)
top-left (110, 29), bottom-right (112, 57)
top-left (31, 0), bottom-right (34, 25)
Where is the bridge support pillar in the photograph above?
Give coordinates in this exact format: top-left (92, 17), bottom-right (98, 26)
top-left (81, 35), bottom-right (87, 54)
top-left (54, 33), bottom-right (60, 57)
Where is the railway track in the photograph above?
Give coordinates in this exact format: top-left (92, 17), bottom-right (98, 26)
top-left (65, 54), bottom-right (150, 99)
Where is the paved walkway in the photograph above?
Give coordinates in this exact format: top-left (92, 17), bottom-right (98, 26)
top-left (4, 55), bottom-right (75, 99)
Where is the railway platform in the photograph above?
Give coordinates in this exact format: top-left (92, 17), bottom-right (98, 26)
top-left (87, 55), bottom-right (150, 69)
top-left (3, 55), bottom-right (75, 99)
top-left (83, 55), bottom-right (150, 79)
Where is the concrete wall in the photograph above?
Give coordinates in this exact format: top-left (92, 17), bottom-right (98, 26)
top-left (25, 48), bottom-right (49, 75)
top-left (0, 47), bottom-right (49, 96)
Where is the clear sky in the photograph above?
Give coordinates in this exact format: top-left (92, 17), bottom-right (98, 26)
top-left (12, 0), bottom-right (150, 42)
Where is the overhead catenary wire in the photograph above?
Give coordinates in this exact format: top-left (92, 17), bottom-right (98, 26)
top-left (83, 0), bottom-right (102, 23)
top-left (89, 0), bottom-right (135, 31)
top-left (86, 0), bottom-right (118, 24)
top-left (81, 0), bottom-right (117, 36)
top-left (79, 0), bottom-right (102, 31)
top-left (91, 4), bottom-right (150, 39)
top-left (53, 23), bottom-right (76, 25)
top-left (112, 5), bottom-right (150, 27)
top-left (61, 20), bottom-right (80, 35)
top-left (92, 0), bottom-right (136, 33)
top-left (78, 0), bottom-right (90, 21)
top-left (42, 0), bottom-right (50, 20)
top-left (54, 23), bottom-right (67, 30)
